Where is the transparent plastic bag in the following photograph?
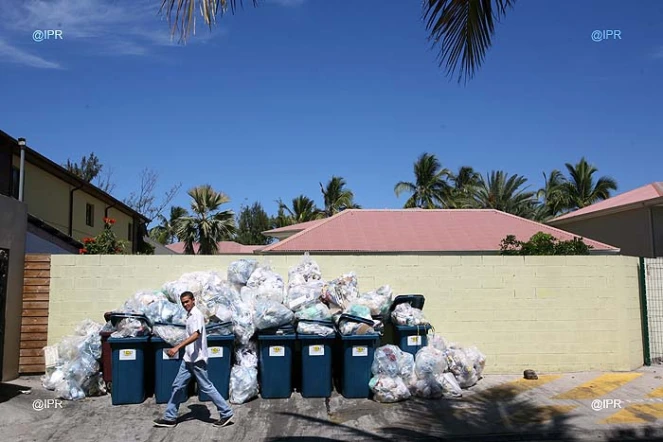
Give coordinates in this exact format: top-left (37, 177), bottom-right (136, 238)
top-left (369, 375), bottom-right (411, 403)
top-left (253, 300), bottom-right (294, 330)
top-left (295, 303), bottom-right (331, 321)
top-left (121, 291), bottom-right (163, 314)
top-left (391, 303), bottom-right (430, 326)
top-left (210, 304), bottom-right (233, 324)
top-left (287, 281), bottom-right (324, 311)
top-left (428, 333), bottom-right (450, 352)
top-left (153, 324), bottom-right (188, 347)
top-left (439, 372), bottom-right (463, 398)
top-left (371, 345), bottom-right (415, 380)
top-left (445, 347), bottom-right (479, 388)
top-left (464, 346), bottom-right (487, 378)
top-left (414, 346), bottom-right (448, 379)
top-left (246, 266), bottom-right (285, 304)
top-left (74, 319), bottom-right (102, 337)
top-left (228, 259), bottom-right (258, 286)
top-left (320, 272), bottom-right (359, 310)
top-left (229, 365), bottom-right (259, 404)
top-left (355, 285), bottom-right (393, 316)
top-left (287, 252), bottom-right (322, 285)
top-left (110, 318), bottom-right (150, 338)
top-left (231, 301), bottom-right (256, 346)
top-left (235, 342), bottom-right (259, 368)
top-left (296, 322), bottom-right (335, 336)
top-left (145, 299), bottom-right (187, 326)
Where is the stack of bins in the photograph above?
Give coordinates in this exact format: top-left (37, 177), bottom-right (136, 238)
top-left (258, 324), bottom-right (296, 399)
top-left (297, 320), bottom-right (336, 398)
top-left (389, 294), bottom-right (431, 356)
top-left (151, 324), bottom-right (186, 404)
top-left (199, 322), bottom-right (235, 401)
top-left (337, 314), bottom-right (381, 399)
top-left (107, 313), bottom-right (152, 405)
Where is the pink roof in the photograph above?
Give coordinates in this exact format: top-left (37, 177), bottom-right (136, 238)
top-left (263, 219), bottom-right (325, 234)
top-left (166, 241), bottom-right (263, 254)
top-left (258, 209), bottom-right (618, 253)
top-left (551, 182), bottom-right (663, 223)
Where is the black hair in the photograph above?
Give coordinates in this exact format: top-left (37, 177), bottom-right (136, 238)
top-left (180, 291), bottom-right (194, 301)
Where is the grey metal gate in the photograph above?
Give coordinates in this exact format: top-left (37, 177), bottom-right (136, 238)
top-left (0, 248), bottom-right (7, 374)
top-left (643, 257), bottom-right (663, 364)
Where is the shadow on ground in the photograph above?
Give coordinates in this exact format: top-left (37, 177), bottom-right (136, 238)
top-left (265, 381), bottom-right (663, 442)
top-left (0, 382), bottom-right (33, 404)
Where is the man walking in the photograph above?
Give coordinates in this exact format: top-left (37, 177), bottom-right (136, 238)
top-left (153, 291), bottom-right (234, 428)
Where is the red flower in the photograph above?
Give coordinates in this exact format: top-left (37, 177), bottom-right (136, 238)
top-left (103, 217), bottom-right (116, 225)
top-left (79, 248), bottom-right (87, 254)
top-left (83, 237), bottom-right (95, 243)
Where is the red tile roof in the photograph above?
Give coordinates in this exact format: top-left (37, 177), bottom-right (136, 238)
top-left (263, 219), bottom-right (325, 234)
top-left (258, 209), bottom-right (618, 253)
top-left (550, 182), bottom-right (663, 224)
top-left (165, 241), bottom-right (264, 254)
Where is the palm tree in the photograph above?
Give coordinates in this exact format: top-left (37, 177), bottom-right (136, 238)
top-left (562, 158), bottom-right (618, 210)
top-left (277, 195), bottom-right (324, 224)
top-left (149, 205), bottom-right (188, 245)
top-left (536, 170), bottom-right (568, 221)
top-left (158, 1), bottom-right (513, 83)
top-left (447, 166), bottom-right (482, 208)
top-left (472, 170), bottom-right (538, 219)
top-left (176, 184), bottom-right (236, 255)
top-left (319, 176), bottom-right (360, 217)
top-left (395, 153), bottom-right (452, 209)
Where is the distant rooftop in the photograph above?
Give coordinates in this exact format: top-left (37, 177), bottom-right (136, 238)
top-left (550, 182), bottom-right (663, 224)
top-left (165, 241), bottom-right (264, 254)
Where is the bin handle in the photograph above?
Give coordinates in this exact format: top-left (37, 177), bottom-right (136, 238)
top-left (337, 314), bottom-right (375, 327)
top-left (297, 319), bottom-right (334, 326)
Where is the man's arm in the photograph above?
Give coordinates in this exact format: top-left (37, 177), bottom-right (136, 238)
top-left (167, 331), bottom-right (200, 357)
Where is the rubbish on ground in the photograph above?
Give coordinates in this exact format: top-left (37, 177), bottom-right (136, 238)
top-left (369, 345), bottom-right (415, 403)
top-left (524, 369), bottom-right (538, 380)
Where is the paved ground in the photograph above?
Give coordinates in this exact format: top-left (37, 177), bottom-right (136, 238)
top-left (3, 367), bottom-right (663, 442)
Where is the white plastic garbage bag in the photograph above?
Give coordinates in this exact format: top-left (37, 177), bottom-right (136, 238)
top-left (246, 265), bottom-right (285, 304)
top-left (391, 303), bottom-right (430, 326)
top-left (320, 272), bottom-right (359, 310)
top-left (229, 365), bottom-right (258, 404)
top-left (354, 285), bottom-right (393, 317)
top-left (253, 300), bottom-right (294, 330)
top-left (369, 375), bottom-right (411, 403)
top-left (228, 259), bottom-right (258, 286)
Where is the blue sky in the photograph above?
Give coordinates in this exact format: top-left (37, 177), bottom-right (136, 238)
top-left (1, 0), bottom-right (662, 225)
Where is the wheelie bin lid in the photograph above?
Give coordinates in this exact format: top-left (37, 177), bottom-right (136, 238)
top-left (389, 294), bottom-right (425, 312)
top-left (206, 322), bottom-right (234, 340)
top-left (109, 312), bottom-right (153, 328)
top-left (258, 323), bottom-right (296, 339)
top-left (337, 314), bottom-right (380, 338)
top-left (108, 336), bottom-right (150, 344)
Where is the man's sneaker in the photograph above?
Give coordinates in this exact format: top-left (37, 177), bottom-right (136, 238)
top-left (153, 418), bottom-right (177, 428)
top-left (213, 416), bottom-right (233, 428)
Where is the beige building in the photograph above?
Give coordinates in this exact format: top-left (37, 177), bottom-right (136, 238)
top-left (0, 130), bottom-right (149, 254)
top-left (549, 182), bottom-right (663, 258)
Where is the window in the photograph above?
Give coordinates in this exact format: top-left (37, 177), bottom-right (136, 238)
top-left (128, 223), bottom-right (133, 242)
top-left (11, 167), bottom-right (19, 199)
top-left (85, 203), bottom-right (94, 227)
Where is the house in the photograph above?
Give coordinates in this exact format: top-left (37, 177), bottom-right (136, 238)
top-left (259, 209), bottom-right (619, 254)
top-left (548, 182), bottom-right (663, 258)
top-left (0, 130), bottom-right (150, 254)
top-left (166, 241), bottom-right (264, 254)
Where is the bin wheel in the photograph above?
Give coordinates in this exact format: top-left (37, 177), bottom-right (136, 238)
top-left (107, 382), bottom-right (112, 393)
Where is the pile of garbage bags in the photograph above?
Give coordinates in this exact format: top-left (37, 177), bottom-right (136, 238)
top-left (369, 334), bottom-right (486, 403)
top-left (41, 319), bottom-right (107, 401)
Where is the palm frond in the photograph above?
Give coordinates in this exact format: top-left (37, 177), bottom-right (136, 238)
top-left (423, 0), bottom-right (515, 84)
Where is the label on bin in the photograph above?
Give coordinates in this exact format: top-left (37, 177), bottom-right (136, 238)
top-left (209, 347), bottom-right (224, 358)
top-left (162, 349), bottom-right (180, 360)
top-left (407, 336), bottom-right (423, 346)
top-left (269, 346), bottom-right (285, 357)
top-left (119, 349), bottom-right (136, 361)
top-left (309, 345), bottom-right (324, 356)
top-left (352, 346), bottom-right (368, 357)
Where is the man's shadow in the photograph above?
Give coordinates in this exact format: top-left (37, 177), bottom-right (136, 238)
top-left (178, 404), bottom-right (235, 427)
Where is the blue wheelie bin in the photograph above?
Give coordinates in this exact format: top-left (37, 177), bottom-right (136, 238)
top-left (389, 294), bottom-right (430, 354)
top-left (337, 314), bottom-right (381, 399)
top-left (108, 335), bottom-right (150, 405)
top-left (200, 322), bottom-right (234, 401)
top-left (151, 325), bottom-right (186, 404)
top-left (258, 325), bottom-right (296, 399)
top-left (297, 319), bottom-right (336, 398)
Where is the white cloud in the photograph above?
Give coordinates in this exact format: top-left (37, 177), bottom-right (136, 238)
top-left (0, 0), bottom-right (227, 67)
top-left (0, 39), bottom-right (63, 69)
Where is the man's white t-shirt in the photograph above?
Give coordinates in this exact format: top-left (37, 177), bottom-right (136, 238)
top-left (184, 305), bottom-right (207, 363)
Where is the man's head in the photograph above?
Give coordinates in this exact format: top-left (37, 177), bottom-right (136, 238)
top-left (180, 291), bottom-right (195, 312)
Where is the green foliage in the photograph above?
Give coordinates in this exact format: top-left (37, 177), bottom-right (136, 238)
top-left (65, 152), bottom-right (102, 182)
top-left (500, 232), bottom-right (593, 256)
top-left (236, 202), bottom-right (272, 245)
top-left (80, 217), bottom-right (127, 254)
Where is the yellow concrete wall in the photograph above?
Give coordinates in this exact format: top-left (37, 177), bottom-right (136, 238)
top-left (48, 254), bottom-right (644, 374)
top-left (13, 155), bottom-right (133, 249)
